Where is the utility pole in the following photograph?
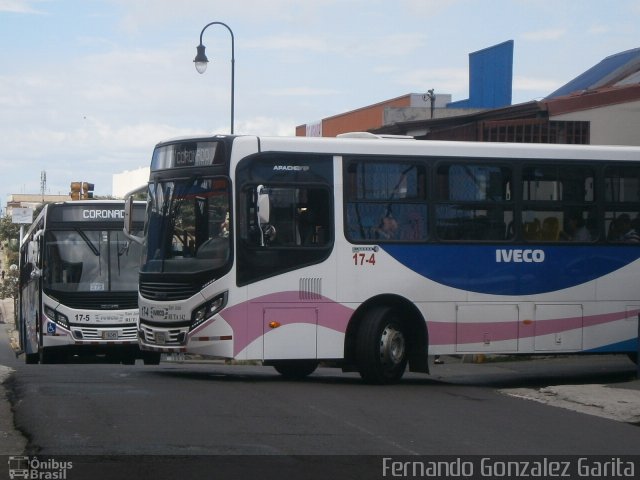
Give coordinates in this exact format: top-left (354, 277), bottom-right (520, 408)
top-left (40, 171), bottom-right (47, 200)
top-left (423, 89), bottom-right (436, 119)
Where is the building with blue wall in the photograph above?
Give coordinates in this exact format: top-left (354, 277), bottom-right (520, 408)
top-left (448, 40), bottom-right (514, 109)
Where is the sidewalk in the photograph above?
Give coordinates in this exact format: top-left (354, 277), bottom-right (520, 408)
top-left (0, 297), bottom-right (18, 350)
top-left (0, 364), bottom-right (27, 455)
top-left (430, 354), bottom-right (640, 424)
top-left (501, 382), bottom-right (640, 424)
top-left (0, 298), bottom-right (27, 455)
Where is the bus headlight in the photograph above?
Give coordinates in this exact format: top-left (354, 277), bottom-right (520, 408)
top-left (44, 306), bottom-right (69, 328)
top-left (191, 291), bottom-right (228, 330)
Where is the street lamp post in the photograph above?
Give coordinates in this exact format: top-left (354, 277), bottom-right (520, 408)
top-left (194, 21), bottom-right (235, 134)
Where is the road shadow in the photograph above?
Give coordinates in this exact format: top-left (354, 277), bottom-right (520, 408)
top-left (149, 355), bottom-right (638, 390)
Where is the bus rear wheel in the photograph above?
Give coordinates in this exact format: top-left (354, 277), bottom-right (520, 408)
top-left (272, 360), bottom-right (318, 379)
top-left (356, 306), bottom-right (408, 384)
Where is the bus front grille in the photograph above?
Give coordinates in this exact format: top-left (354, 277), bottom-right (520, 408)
top-left (139, 281), bottom-right (201, 301)
top-left (73, 326), bottom-right (138, 341)
top-left (139, 324), bottom-right (187, 346)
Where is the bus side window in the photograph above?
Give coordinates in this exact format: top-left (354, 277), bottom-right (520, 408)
top-left (344, 158), bottom-right (428, 243)
top-left (607, 212), bottom-right (640, 243)
top-left (250, 186), bottom-right (331, 248)
top-left (522, 165), bottom-right (596, 243)
top-left (299, 188), bottom-right (331, 246)
top-left (436, 163), bottom-right (512, 242)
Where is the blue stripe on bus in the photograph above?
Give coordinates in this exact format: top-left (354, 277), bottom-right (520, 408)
top-left (381, 245), bottom-right (640, 295)
top-left (585, 338), bottom-right (638, 353)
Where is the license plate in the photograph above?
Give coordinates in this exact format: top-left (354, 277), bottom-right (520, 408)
top-left (102, 331), bottom-right (119, 340)
top-left (155, 332), bottom-right (167, 345)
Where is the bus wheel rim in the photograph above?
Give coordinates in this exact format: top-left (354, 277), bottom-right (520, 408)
top-left (380, 324), bottom-right (405, 366)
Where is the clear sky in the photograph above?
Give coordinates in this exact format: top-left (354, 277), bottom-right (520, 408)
top-left (1, 0), bottom-right (639, 205)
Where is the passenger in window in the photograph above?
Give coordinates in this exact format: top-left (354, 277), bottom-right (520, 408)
top-left (562, 214), bottom-right (590, 242)
top-left (615, 214), bottom-right (640, 243)
top-left (375, 214), bottom-right (398, 240)
top-left (297, 208), bottom-right (316, 245)
top-left (540, 217), bottom-right (560, 241)
top-left (220, 213), bottom-right (230, 238)
top-left (632, 215), bottom-right (640, 237)
top-left (401, 211), bottom-right (424, 241)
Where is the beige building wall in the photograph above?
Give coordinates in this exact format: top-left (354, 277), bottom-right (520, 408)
top-left (5, 194), bottom-right (69, 217)
top-left (551, 100), bottom-right (640, 146)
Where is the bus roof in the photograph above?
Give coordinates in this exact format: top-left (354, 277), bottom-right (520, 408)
top-left (154, 133), bottom-right (640, 162)
top-left (20, 200), bottom-right (144, 247)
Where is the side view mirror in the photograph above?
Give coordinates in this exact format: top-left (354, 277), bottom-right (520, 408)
top-left (255, 185), bottom-right (276, 246)
top-left (30, 266), bottom-right (42, 280)
top-left (123, 186), bottom-right (146, 245)
top-left (257, 185), bottom-right (270, 225)
top-left (27, 234), bottom-right (42, 264)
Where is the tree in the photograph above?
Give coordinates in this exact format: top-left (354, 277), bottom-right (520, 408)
top-left (0, 215), bottom-right (20, 243)
top-left (1, 214), bottom-right (23, 300)
top-left (0, 266), bottom-right (18, 299)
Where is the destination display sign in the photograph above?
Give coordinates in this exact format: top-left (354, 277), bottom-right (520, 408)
top-left (151, 141), bottom-right (223, 171)
top-left (49, 203), bottom-right (145, 223)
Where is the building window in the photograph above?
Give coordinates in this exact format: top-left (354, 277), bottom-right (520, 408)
top-left (481, 119), bottom-right (590, 144)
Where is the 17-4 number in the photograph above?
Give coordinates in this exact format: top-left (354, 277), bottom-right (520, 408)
top-left (353, 253), bottom-right (376, 266)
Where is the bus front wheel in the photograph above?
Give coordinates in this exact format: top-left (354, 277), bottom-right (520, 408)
top-left (142, 352), bottom-right (161, 365)
top-left (356, 306), bottom-right (408, 384)
top-left (272, 360), bottom-right (318, 379)
top-left (40, 347), bottom-right (66, 364)
top-left (25, 352), bottom-right (39, 364)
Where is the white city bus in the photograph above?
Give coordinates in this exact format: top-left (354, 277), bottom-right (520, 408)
top-left (19, 200), bottom-right (161, 364)
top-left (125, 134), bottom-right (640, 383)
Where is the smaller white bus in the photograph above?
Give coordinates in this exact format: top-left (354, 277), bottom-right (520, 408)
top-left (18, 200), bottom-right (160, 364)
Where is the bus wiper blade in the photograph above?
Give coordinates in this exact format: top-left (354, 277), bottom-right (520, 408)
top-left (76, 229), bottom-right (100, 256)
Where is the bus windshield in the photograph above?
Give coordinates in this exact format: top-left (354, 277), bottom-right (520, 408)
top-left (44, 230), bottom-right (141, 293)
top-left (141, 176), bottom-right (231, 274)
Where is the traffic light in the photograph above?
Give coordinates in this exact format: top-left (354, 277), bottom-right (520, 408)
top-left (69, 181), bottom-right (95, 200)
top-left (82, 182), bottom-right (94, 199)
top-left (70, 182), bottom-right (82, 200)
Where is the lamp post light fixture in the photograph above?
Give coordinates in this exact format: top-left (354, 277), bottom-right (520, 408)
top-left (194, 21), bottom-right (235, 134)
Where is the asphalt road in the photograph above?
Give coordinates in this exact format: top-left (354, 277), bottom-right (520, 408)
top-left (1, 324), bottom-right (640, 479)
